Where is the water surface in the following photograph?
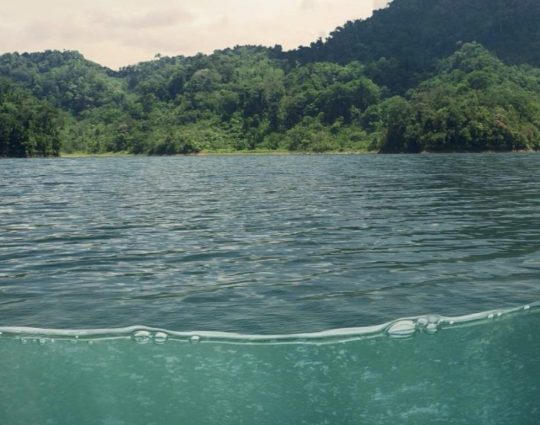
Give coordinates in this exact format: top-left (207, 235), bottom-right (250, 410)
top-left (1, 154), bottom-right (539, 332)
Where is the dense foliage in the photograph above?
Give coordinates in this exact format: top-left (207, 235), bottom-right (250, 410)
top-left (378, 44), bottom-right (540, 152)
top-left (0, 79), bottom-right (62, 157)
top-left (288, 0), bottom-right (540, 93)
top-left (1, 0), bottom-right (539, 156)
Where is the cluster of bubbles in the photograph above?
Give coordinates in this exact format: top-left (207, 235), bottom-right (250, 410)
top-left (12, 331), bottom-right (202, 345)
top-left (385, 305), bottom-right (535, 339)
top-left (18, 337), bottom-right (56, 345)
top-left (386, 315), bottom-right (441, 339)
top-left (131, 330), bottom-right (202, 345)
top-left (132, 330), bottom-right (167, 344)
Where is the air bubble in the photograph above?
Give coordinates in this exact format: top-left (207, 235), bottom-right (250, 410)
top-left (387, 320), bottom-right (416, 338)
top-left (133, 330), bottom-right (151, 344)
top-left (416, 317), bottom-right (428, 328)
top-left (190, 335), bottom-right (201, 343)
top-left (417, 315), bottom-right (439, 334)
top-left (496, 312), bottom-right (502, 318)
top-left (425, 323), bottom-right (438, 335)
top-left (524, 305), bottom-right (531, 311)
top-left (449, 320), bottom-right (455, 325)
top-left (488, 314), bottom-right (495, 319)
top-left (154, 332), bottom-right (168, 344)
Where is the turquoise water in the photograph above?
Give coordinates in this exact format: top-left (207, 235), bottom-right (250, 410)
top-left (1, 154), bottom-right (540, 423)
top-left (0, 304), bottom-right (538, 424)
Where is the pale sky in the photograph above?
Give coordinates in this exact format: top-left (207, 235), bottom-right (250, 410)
top-left (0, 0), bottom-right (389, 69)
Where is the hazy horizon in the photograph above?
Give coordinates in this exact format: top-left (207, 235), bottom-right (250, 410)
top-left (0, 0), bottom-right (388, 69)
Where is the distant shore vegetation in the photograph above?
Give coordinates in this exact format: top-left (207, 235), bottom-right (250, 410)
top-left (1, 0), bottom-right (540, 157)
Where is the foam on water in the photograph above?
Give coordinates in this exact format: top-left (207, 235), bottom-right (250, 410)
top-left (0, 304), bottom-right (538, 425)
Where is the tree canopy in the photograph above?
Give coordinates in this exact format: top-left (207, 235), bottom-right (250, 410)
top-left (0, 78), bottom-right (62, 157)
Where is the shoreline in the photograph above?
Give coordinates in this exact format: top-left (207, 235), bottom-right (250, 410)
top-left (4, 149), bottom-right (537, 159)
top-left (59, 149), bottom-right (373, 158)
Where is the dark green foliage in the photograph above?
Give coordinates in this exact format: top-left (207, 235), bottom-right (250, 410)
top-left (378, 44), bottom-right (540, 153)
top-left (0, 79), bottom-right (62, 157)
top-left (0, 51), bottom-right (126, 115)
top-left (287, 0), bottom-right (540, 93)
top-left (148, 133), bottom-right (200, 155)
top-left (1, 0), bottom-right (539, 156)
top-left (49, 47), bottom-right (378, 154)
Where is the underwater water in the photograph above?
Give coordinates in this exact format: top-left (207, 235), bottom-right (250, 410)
top-left (1, 154), bottom-right (540, 423)
top-left (0, 304), bottom-right (538, 425)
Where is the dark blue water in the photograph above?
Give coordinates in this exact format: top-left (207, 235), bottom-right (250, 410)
top-left (1, 154), bottom-right (539, 333)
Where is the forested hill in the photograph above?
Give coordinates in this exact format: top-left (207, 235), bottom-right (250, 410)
top-left (1, 0), bottom-right (540, 157)
top-left (288, 0), bottom-right (540, 92)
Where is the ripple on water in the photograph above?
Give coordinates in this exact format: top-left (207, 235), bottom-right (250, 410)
top-left (0, 155), bottom-right (540, 333)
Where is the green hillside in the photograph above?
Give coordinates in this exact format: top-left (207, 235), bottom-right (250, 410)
top-left (289, 0), bottom-right (540, 93)
top-left (1, 0), bottom-right (540, 156)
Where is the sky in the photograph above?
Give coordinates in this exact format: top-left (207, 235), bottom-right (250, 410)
top-left (0, 0), bottom-right (389, 69)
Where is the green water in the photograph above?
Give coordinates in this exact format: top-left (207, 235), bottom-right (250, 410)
top-left (0, 305), bottom-right (538, 424)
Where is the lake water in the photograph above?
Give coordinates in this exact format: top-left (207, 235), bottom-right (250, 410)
top-left (1, 154), bottom-right (539, 332)
top-left (0, 154), bottom-right (539, 424)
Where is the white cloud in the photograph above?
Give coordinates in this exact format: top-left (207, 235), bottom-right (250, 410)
top-left (300, 0), bottom-right (318, 10)
top-left (373, 0), bottom-right (390, 10)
